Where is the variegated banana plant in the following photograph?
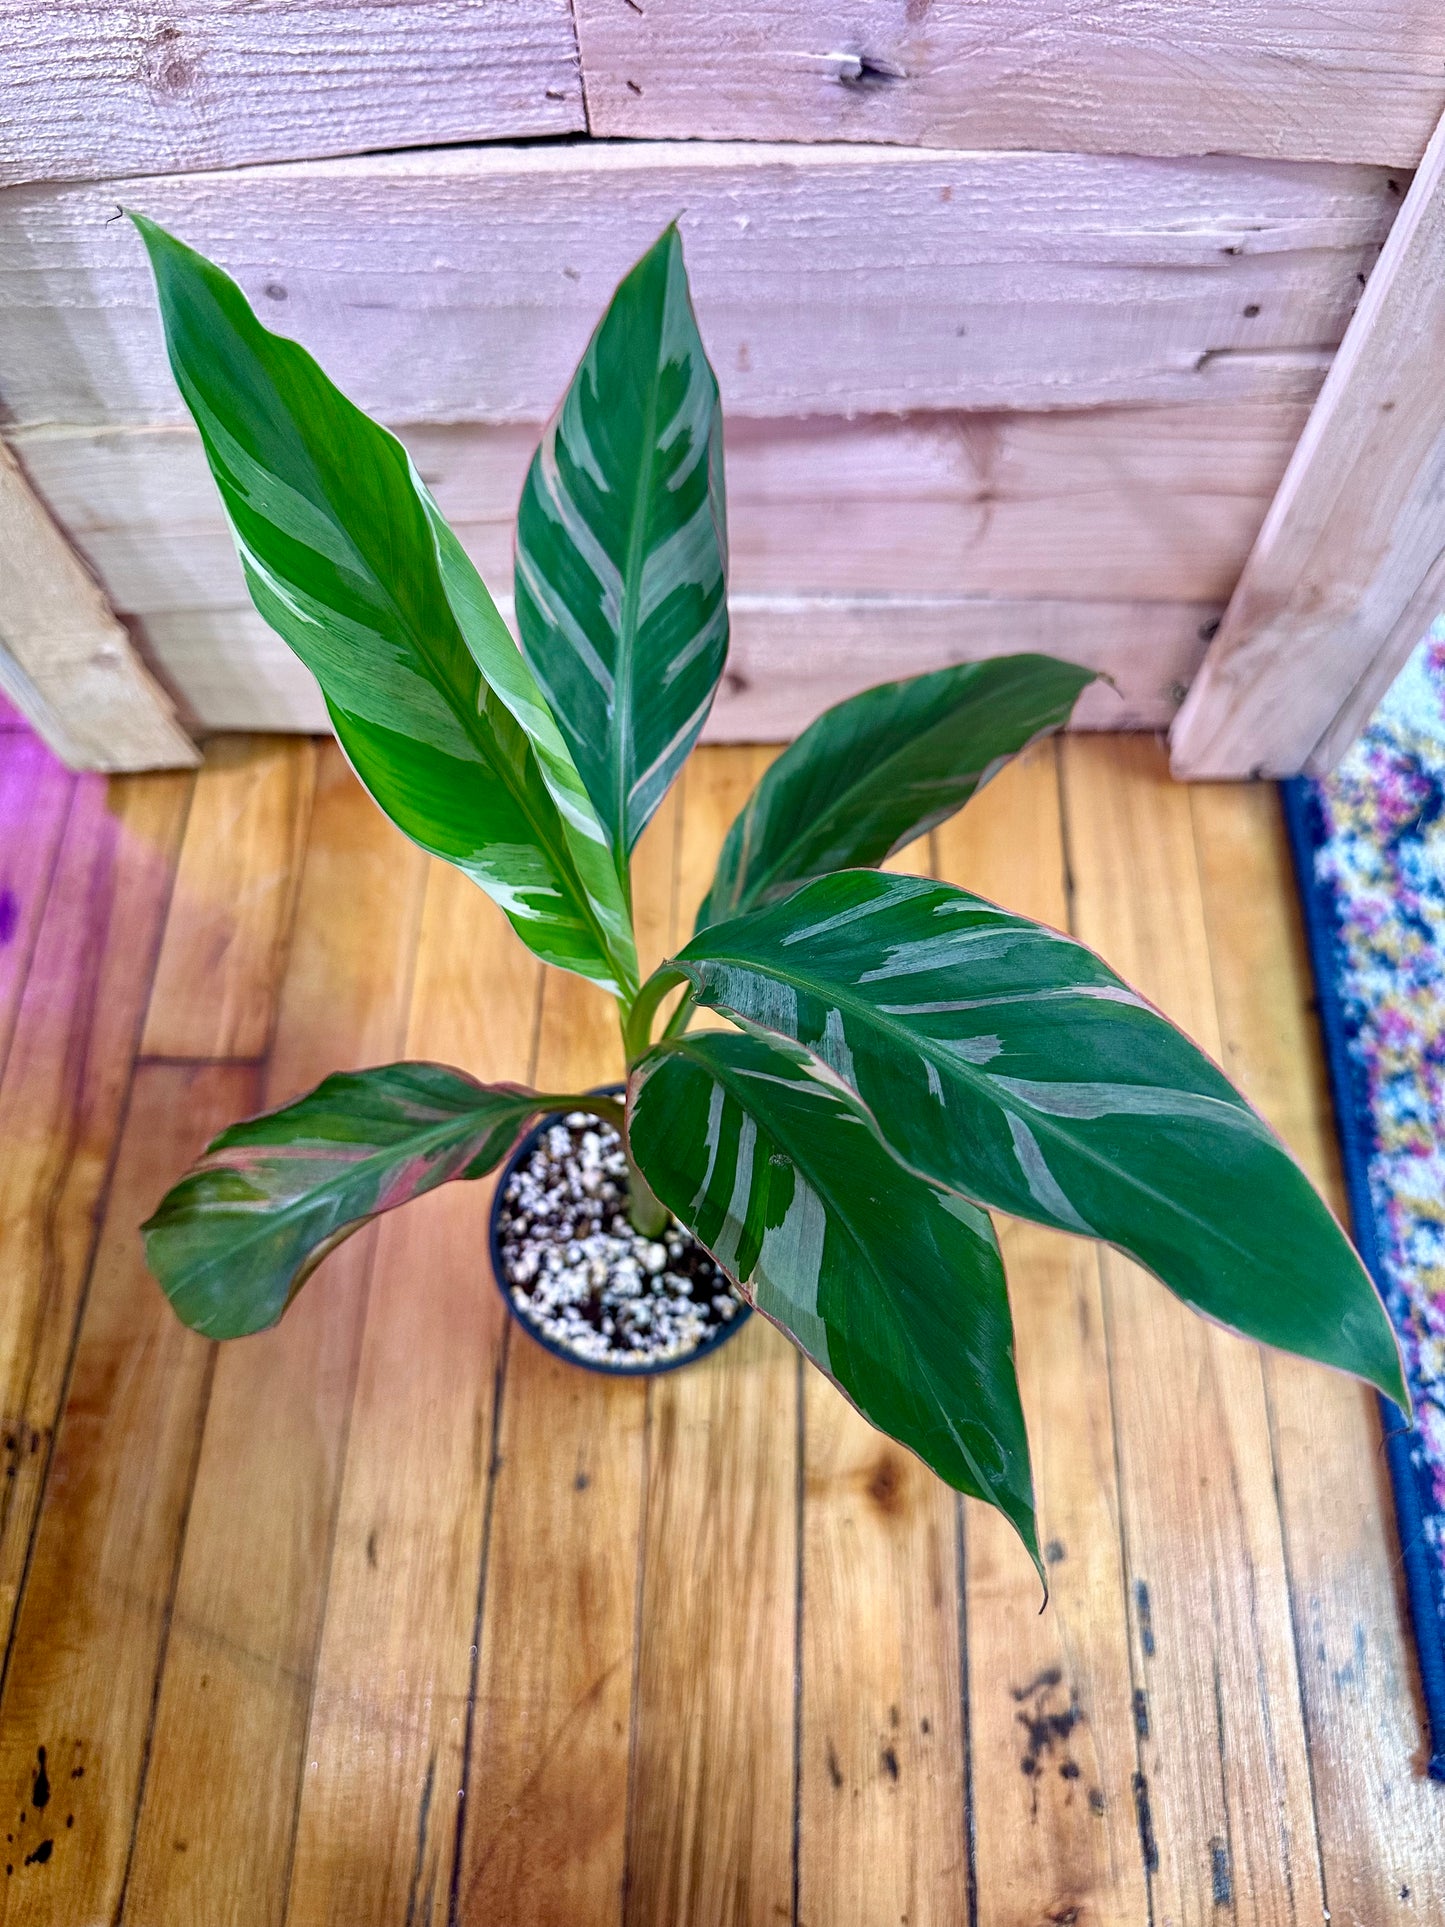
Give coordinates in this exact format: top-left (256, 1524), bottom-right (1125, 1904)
top-left (135, 216), bottom-right (1408, 1573)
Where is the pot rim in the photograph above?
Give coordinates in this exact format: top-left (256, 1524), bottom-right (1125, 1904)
top-left (487, 1083), bottom-right (751, 1377)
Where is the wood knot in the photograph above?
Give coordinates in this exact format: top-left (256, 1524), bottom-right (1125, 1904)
top-left (138, 21), bottom-right (202, 96)
top-left (866, 1454), bottom-right (903, 1512)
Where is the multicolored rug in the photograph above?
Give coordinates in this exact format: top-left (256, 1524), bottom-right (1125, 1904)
top-left (1284, 625), bottom-right (1445, 1781)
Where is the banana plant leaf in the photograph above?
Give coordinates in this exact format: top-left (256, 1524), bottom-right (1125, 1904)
top-left (143, 1065), bottom-right (543, 1339)
top-left (664, 870), bottom-right (1409, 1408)
top-left (629, 1028), bottom-right (1038, 1560)
top-left (515, 225), bottom-right (728, 882)
top-left (696, 655), bottom-right (1096, 930)
top-left (133, 213), bottom-right (637, 1001)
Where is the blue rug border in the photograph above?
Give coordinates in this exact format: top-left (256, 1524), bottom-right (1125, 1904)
top-left (1281, 775), bottom-right (1445, 1781)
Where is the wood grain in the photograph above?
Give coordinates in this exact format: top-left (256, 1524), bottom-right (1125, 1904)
top-left (936, 747), bottom-right (1148, 1927)
top-left (453, 823), bottom-right (666, 1924)
top-left (0, 148), bottom-right (1393, 428)
top-left (142, 735), bottom-right (316, 1060)
top-left (122, 594), bottom-right (1222, 740)
top-left (15, 399), bottom-right (1315, 615)
top-left (0, 732), bottom-right (73, 1087)
top-left (1173, 110), bottom-right (1445, 778)
top-left (574, 0), bottom-right (1445, 168)
top-left (0, 1064), bottom-right (250, 1925)
top-left (1061, 735), bottom-right (1323, 1925)
top-left (626, 1314), bottom-right (797, 1927)
top-left (624, 753), bottom-right (797, 1927)
top-left (1190, 780), bottom-right (1445, 1923)
top-left (122, 746), bottom-right (427, 1927)
top-left (793, 825), bottom-right (966, 1927)
top-left (0, 768), bottom-right (192, 1643)
top-left (0, 730), bottom-right (1443, 1918)
top-left (798, 1378), bottom-right (966, 1927)
top-left (281, 859), bottom-right (543, 1926)
top-left (0, 441), bottom-right (195, 771)
top-left (1, 0), bottom-right (584, 190)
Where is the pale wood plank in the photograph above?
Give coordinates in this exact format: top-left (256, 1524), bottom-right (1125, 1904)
top-left (798, 1381), bottom-right (967, 1927)
top-left (0, 148), bottom-right (1391, 428)
top-left (1173, 110), bottom-right (1445, 778)
top-left (1190, 780), bottom-right (1445, 1922)
top-left (626, 1313), bottom-right (798, 1927)
top-left (0, 0), bottom-right (584, 189)
top-left (125, 595), bottom-right (1221, 739)
top-left (1061, 735), bottom-right (1323, 1924)
top-left (624, 751), bottom-right (796, 1927)
top-left (574, 0), bottom-right (1445, 168)
top-left (123, 745), bottom-right (428, 1927)
top-left (280, 859), bottom-right (544, 1927)
top-left (454, 825), bottom-right (671, 1923)
top-left (17, 400), bottom-right (1314, 616)
top-left (0, 767), bottom-right (193, 1641)
top-left (0, 441), bottom-right (196, 772)
top-left (935, 746), bottom-right (1148, 1927)
top-left (0, 732), bottom-right (73, 1086)
top-left (142, 735), bottom-right (317, 1060)
top-left (717, 599), bottom-right (1214, 740)
top-left (0, 1062), bottom-right (252, 1925)
top-left (794, 825), bottom-right (968, 1927)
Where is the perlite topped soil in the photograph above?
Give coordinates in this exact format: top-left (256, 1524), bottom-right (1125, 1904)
top-left (495, 1111), bottom-right (743, 1369)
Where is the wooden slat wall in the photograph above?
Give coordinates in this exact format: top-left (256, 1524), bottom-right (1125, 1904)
top-left (0, 1), bottom-right (585, 189)
top-left (1173, 109), bottom-right (1445, 777)
top-left (573, 0), bottom-right (1445, 167)
top-left (13, 400), bottom-right (1315, 610)
top-left (117, 595), bottom-right (1218, 740)
top-left (0, 31), bottom-right (1431, 766)
top-left (0, 442), bottom-right (196, 770)
top-left (0, 148), bottom-right (1395, 427)
top-left (5, 0), bottom-right (1443, 187)
top-left (0, 142), bottom-right (1390, 751)
top-left (3, 400), bottom-right (1310, 738)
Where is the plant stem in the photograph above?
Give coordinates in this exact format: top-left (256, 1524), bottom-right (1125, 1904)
top-left (661, 986), bottom-right (696, 1040)
top-left (621, 964), bottom-right (690, 1066)
top-left (533, 1091), bottom-right (626, 1132)
top-left (533, 1088), bottom-right (666, 1236)
top-left (624, 1139), bottom-right (670, 1239)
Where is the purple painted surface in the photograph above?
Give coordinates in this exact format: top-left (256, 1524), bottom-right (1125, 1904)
top-left (0, 721), bottom-right (77, 1067)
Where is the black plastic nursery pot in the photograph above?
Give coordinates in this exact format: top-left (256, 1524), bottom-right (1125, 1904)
top-left (488, 1085), bottom-right (751, 1376)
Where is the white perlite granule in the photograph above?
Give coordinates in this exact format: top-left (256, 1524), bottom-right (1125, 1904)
top-left (495, 1111), bottom-right (742, 1369)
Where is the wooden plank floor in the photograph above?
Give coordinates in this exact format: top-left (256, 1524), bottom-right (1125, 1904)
top-left (0, 720), bottom-right (1441, 1926)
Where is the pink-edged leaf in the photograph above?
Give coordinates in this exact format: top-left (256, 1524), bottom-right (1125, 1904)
top-left (143, 1063), bottom-right (543, 1337)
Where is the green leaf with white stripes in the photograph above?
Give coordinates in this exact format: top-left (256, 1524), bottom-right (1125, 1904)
top-left (696, 655), bottom-right (1096, 930)
top-left (666, 870), bottom-right (1409, 1409)
top-left (133, 212), bottom-right (638, 1000)
top-left (515, 225), bottom-right (728, 880)
top-left (143, 1065), bottom-right (544, 1339)
top-left (629, 1028), bottom-right (1038, 1560)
